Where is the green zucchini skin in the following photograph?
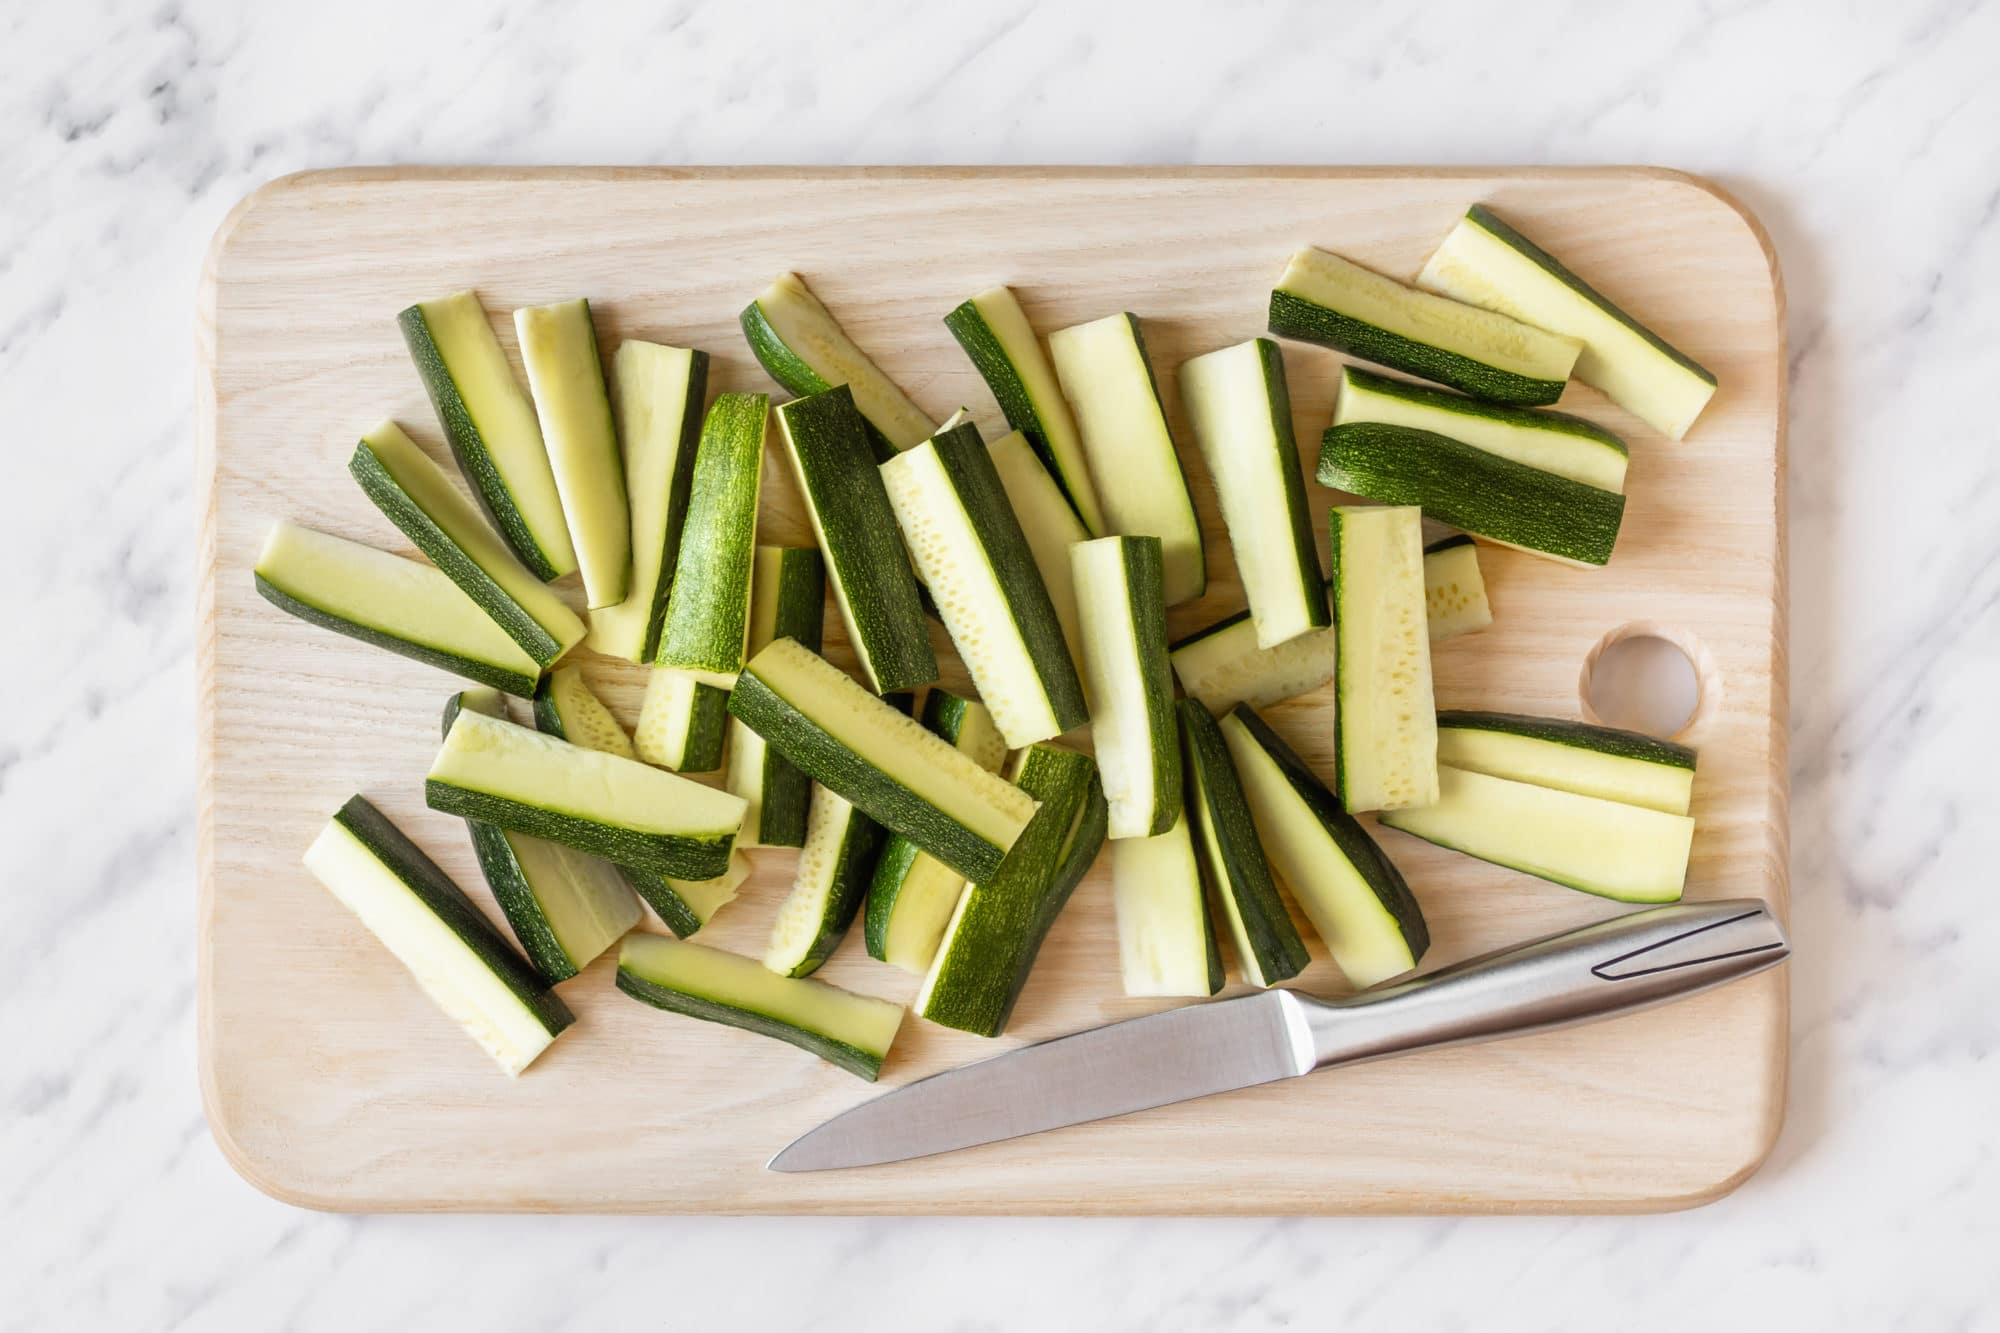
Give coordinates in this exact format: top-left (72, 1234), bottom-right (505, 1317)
top-left (774, 386), bottom-right (938, 694)
top-left (398, 300), bottom-right (568, 581)
top-left (1226, 705), bottom-right (1430, 962)
top-left (253, 573), bottom-right (540, 698)
top-left (863, 690), bottom-right (990, 962)
top-left (1268, 289), bottom-right (1565, 408)
top-left (615, 965), bottom-right (886, 1080)
top-left (423, 782), bottom-right (733, 883)
top-left (655, 392), bottom-right (768, 679)
top-left (677, 686), bottom-right (731, 772)
top-left (1177, 700), bottom-right (1310, 986)
top-left (740, 300), bottom-right (898, 463)
top-left (347, 433), bottom-right (578, 667)
top-left (1424, 534), bottom-right (1477, 555)
top-left (920, 745), bottom-right (1109, 1038)
top-left (1467, 205), bottom-right (1718, 389)
top-left (729, 667), bottom-right (1007, 882)
top-left (1344, 364), bottom-right (1627, 457)
top-left (331, 794), bottom-right (574, 1035)
top-left (1437, 709), bottom-right (1695, 769)
top-left (1318, 423), bottom-right (1626, 567)
top-left (775, 789), bottom-right (893, 979)
top-left (729, 547), bottom-right (827, 846)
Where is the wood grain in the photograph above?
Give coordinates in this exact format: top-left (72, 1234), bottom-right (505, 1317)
top-left (196, 166), bottom-right (1787, 1214)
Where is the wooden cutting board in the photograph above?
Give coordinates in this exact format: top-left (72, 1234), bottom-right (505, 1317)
top-left (196, 166), bottom-right (1787, 1214)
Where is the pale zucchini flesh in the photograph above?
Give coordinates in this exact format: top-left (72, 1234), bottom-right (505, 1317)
top-left (1177, 338), bottom-right (1326, 648)
top-left (634, 667), bottom-right (729, 773)
top-left (253, 520), bottom-right (543, 697)
top-left (741, 271), bottom-right (935, 460)
top-left (917, 744), bottom-right (1109, 1037)
top-left (1111, 811), bottom-right (1223, 998)
top-left (881, 421), bottom-right (1086, 747)
top-left (1417, 206), bottom-right (1718, 440)
top-left (1319, 424), bottom-right (1626, 568)
top-left (617, 932), bottom-right (904, 1080)
top-left (304, 795), bottom-right (573, 1076)
top-left (1435, 710), bottom-right (1696, 816)
top-left (349, 420), bottom-right (586, 667)
top-left (774, 386), bottom-right (938, 695)
top-left (764, 785), bottom-right (887, 978)
top-left (1169, 604), bottom-right (1338, 715)
top-left (1327, 506), bottom-right (1438, 813)
top-left (514, 299), bottom-right (629, 608)
top-left (725, 545), bottom-right (827, 847)
top-left (533, 663), bottom-right (637, 759)
top-left (864, 691), bottom-right (1008, 972)
top-left (1423, 536), bottom-right (1492, 640)
top-left (398, 290), bottom-right (576, 580)
top-left (987, 430), bottom-right (1088, 682)
top-left (427, 708), bottom-right (744, 881)
top-left (1380, 765), bottom-right (1694, 903)
top-left (1047, 313), bottom-right (1206, 606)
top-left (729, 638), bottom-right (1038, 882)
top-left (1268, 247), bottom-right (1582, 406)
top-left (655, 392), bottom-right (768, 685)
top-left (445, 688), bottom-right (641, 981)
top-left (1335, 365), bottom-right (1628, 493)
top-left (1072, 536), bottom-right (1180, 839)
top-left (587, 341), bottom-right (710, 662)
top-left (1178, 700), bottom-right (1309, 988)
top-left (1221, 706), bottom-right (1429, 989)
top-left (944, 285), bottom-right (1106, 534)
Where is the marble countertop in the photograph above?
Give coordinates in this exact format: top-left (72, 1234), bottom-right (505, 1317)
top-left (6, 0), bottom-right (1995, 1326)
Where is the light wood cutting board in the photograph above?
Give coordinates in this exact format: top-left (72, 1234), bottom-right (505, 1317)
top-left (196, 166), bottom-right (1787, 1214)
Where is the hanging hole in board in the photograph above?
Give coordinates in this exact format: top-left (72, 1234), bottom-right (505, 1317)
top-left (1579, 624), bottom-right (1715, 740)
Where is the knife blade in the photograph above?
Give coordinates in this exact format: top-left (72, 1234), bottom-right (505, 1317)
top-left (769, 898), bottom-right (1788, 1172)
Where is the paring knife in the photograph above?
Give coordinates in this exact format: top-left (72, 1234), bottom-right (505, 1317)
top-left (770, 898), bottom-right (1788, 1172)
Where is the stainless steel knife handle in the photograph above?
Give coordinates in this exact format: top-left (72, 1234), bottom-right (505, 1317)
top-left (1297, 899), bottom-right (1788, 1071)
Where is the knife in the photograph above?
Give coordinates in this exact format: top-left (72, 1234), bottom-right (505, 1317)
top-left (769, 897), bottom-right (1788, 1172)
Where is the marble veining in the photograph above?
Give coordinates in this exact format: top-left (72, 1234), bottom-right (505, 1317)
top-left (3, 0), bottom-right (1997, 1326)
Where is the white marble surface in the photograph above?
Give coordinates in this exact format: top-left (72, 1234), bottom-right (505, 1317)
top-left (4, 0), bottom-right (1996, 1326)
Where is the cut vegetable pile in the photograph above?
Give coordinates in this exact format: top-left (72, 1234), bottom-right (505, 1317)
top-left (261, 206), bottom-right (1713, 1086)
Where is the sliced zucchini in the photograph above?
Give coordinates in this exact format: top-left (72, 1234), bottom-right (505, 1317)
top-left (586, 341), bottom-right (711, 662)
top-left (253, 521), bottom-right (542, 697)
top-left (1177, 700), bottom-right (1309, 988)
top-left (1435, 710), bottom-right (1696, 816)
top-left (741, 271), bottom-right (935, 460)
top-left (1327, 505), bottom-right (1438, 813)
top-left (764, 786), bottom-right (888, 979)
top-left (1319, 424), bottom-right (1626, 568)
top-left (729, 637), bottom-right (1039, 882)
top-left (514, 299), bottom-right (628, 608)
top-left (864, 691), bottom-right (1008, 972)
top-left (881, 421), bottom-right (1087, 747)
top-left (398, 290), bottom-right (576, 581)
top-left (1168, 605), bottom-right (1337, 716)
top-left (1071, 536), bottom-right (1180, 839)
top-left (1221, 706), bottom-right (1429, 989)
top-left (1380, 766), bottom-right (1694, 903)
top-left (303, 794), bottom-right (574, 1075)
top-left (1267, 246), bottom-right (1581, 406)
top-left (427, 707), bottom-right (744, 880)
top-left (944, 285), bottom-right (1105, 533)
top-left (774, 386), bottom-right (938, 694)
top-left (725, 546), bottom-right (827, 847)
top-left (1047, 313), bottom-right (1206, 606)
top-left (1418, 205), bottom-right (1719, 439)
top-left (1335, 365), bottom-right (1628, 492)
top-left (622, 851), bottom-right (751, 939)
top-left (1178, 338), bottom-right (1325, 648)
top-left (1423, 535), bottom-right (1493, 640)
top-left (916, 744), bottom-right (1108, 1037)
top-left (349, 420), bottom-right (586, 668)
top-left (617, 932), bottom-right (904, 1081)
top-left (1111, 810), bottom-right (1223, 998)
top-left (634, 668), bottom-right (729, 773)
top-left (655, 392), bottom-right (768, 685)
top-left (532, 663), bottom-right (636, 759)
top-left (987, 429), bottom-right (1088, 681)
top-left (443, 689), bottom-right (640, 983)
